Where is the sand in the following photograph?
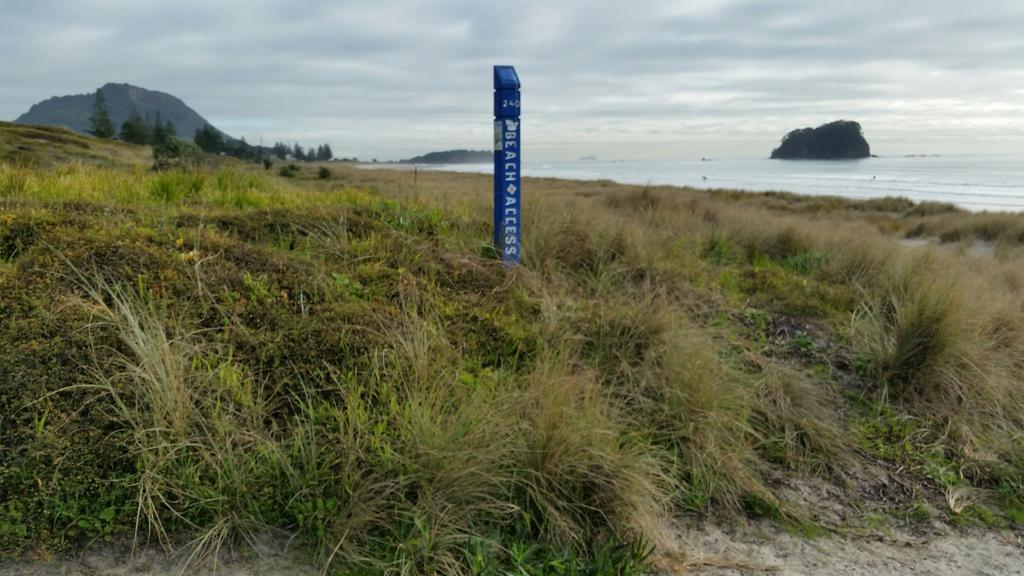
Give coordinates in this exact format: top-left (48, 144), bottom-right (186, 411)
top-left (0, 542), bottom-right (317, 576)
top-left (5, 524), bottom-right (1024, 575)
top-left (676, 521), bottom-right (1024, 576)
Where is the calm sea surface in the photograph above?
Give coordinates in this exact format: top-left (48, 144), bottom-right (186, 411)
top-left (418, 155), bottom-right (1024, 212)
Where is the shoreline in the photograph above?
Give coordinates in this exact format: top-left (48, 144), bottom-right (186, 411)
top-left (356, 156), bottom-right (1024, 213)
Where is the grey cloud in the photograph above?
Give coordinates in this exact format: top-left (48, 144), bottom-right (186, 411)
top-left (1, 0), bottom-right (1022, 159)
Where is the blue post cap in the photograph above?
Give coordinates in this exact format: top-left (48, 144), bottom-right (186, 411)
top-left (494, 66), bottom-right (520, 90)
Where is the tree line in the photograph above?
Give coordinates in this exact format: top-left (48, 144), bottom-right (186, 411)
top-left (269, 142), bottom-right (334, 162)
top-left (86, 90), bottom-right (176, 146)
top-left (86, 89), bottom-right (334, 164)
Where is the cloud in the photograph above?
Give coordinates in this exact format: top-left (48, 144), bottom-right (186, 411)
top-left (2, 0), bottom-right (1023, 159)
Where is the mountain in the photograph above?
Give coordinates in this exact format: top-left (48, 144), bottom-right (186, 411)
top-left (14, 83), bottom-right (221, 142)
top-left (401, 150), bottom-right (491, 164)
top-left (770, 120), bottom-right (870, 160)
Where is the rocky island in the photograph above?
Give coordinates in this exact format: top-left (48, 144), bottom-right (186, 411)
top-left (770, 120), bottom-right (870, 159)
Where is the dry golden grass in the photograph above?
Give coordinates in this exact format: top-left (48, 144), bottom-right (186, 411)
top-left (0, 121), bottom-right (153, 168)
top-left (4, 148), bottom-right (1024, 572)
top-left (347, 164), bottom-right (1024, 467)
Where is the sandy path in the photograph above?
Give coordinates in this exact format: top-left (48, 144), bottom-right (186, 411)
top-left (676, 522), bottom-right (1024, 576)
top-left (5, 525), bottom-right (1024, 575)
top-left (0, 543), bottom-right (317, 576)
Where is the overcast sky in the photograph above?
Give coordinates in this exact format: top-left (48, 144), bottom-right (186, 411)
top-left (3, 0), bottom-right (1024, 160)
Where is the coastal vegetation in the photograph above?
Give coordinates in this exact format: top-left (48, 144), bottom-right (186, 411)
top-left (401, 149), bottom-right (492, 164)
top-left (15, 84), bottom-right (337, 166)
top-left (17, 84), bottom-right (214, 146)
top-left (1, 124), bottom-right (1023, 574)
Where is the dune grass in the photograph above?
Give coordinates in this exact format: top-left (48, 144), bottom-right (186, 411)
top-left (0, 122), bottom-right (153, 168)
top-left (2, 149), bottom-right (1024, 573)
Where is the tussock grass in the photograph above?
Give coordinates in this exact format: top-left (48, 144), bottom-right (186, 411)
top-left (654, 323), bottom-right (767, 512)
top-left (518, 362), bottom-right (673, 547)
top-left (72, 276), bottom-right (277, 558)
top-left (754, 363), bottom-right (847, 473)
top-left (39, 264), bottom-right (671, 572)
top-left (4, 151), bottom-right (1024, 570)
top-left (572, 291), bottom-right (768, 512)
top-left (908, 212), bottom-right (1024, 246)
top-left (854, 254), bottom-right (1024, 459)
top-left (0, 165), bottom-right (30, 197)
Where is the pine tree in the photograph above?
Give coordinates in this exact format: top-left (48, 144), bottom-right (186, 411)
top-left (194, 124), bottom-right (224, 153)
top-left (151, 112), bottom-right (168, 145)
top-left (321, 143), bottom-right (334, 161)
top-left (272, 143), bottom-right (288, 160)
top-left (88, 89), bottom-right (115, 139)
top-left (237, 136), bottom-right (253, 160)
top-left (119, 107), bottom-right (150, 145)
top-left (163, 120), bottom-right (177, 142)
top-left (293, 143), bottom-right (305, 161)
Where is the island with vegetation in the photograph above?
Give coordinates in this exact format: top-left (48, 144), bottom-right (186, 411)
top-left (771, 119), bottom-right (871, 159)
top-left (401, 149), bottom-right (491, 164)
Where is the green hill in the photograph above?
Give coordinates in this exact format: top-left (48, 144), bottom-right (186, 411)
top-left (14, 83), bottom-right (224, 143)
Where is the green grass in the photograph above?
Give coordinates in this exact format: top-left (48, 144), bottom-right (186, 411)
top-left (0, 121), bottom-right (152, 168)
top-left (3, 128), bottom-right (1024, 572)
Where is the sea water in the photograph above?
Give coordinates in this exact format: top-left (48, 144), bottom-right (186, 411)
top-left (420, 155), bottom-right (1024, 212)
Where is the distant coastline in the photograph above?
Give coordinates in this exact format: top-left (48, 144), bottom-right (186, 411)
top-left (401, 149), bottom-right (490, 164)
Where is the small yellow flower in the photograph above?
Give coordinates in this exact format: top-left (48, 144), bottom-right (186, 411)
top-left (175, 236), bottom-right (185, 248)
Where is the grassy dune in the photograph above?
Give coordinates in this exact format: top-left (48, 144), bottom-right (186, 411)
top-left (0, 122), bottom-right (152, 168)
top-left (2, 133), bottom-right (1024, 574)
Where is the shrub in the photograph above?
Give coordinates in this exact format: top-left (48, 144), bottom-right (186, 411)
top-left (279, 164), bottom-right (300, 178)
top-left (318, 167), bottom-right (332, 180)
top-left (151, 140), bottom-right (204, 172)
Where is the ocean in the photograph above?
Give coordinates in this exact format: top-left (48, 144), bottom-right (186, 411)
top-left (417, 155), bottom-right (1024, 212)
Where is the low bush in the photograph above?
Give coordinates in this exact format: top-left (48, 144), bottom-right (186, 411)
top-left (151, 140), bottom-right (204, 172)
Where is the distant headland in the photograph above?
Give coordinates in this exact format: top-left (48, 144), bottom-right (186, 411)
top-left (15, 83), bottom-right (218, 143)
top-left (770, 120), bottom-right (870, 160)
top-left (401, 149), bottom-right (490, 164)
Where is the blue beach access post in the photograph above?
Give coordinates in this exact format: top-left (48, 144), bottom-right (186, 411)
top-left (493, 65), bottom-right (521, 265)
